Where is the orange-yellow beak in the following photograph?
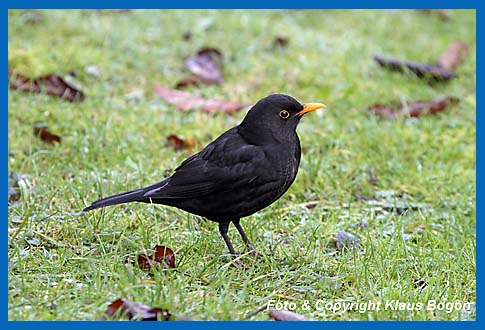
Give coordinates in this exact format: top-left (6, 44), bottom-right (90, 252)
top-left (296, 103), bottom-right (326, 117)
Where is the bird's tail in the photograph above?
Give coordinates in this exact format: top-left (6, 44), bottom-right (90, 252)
top-left (83, 187), bottom-right (147, 212)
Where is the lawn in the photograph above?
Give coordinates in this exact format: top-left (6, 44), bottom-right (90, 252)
top-left (8, 9), bottom-right (476, 320)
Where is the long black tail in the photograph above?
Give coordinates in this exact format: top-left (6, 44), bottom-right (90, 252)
top-left (83, 187), bottom-right (148, 212)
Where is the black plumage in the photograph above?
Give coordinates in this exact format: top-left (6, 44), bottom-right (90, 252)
top-left (84, 94), bottom-right (325, 259)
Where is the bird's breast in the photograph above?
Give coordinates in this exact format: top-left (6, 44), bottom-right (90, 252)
top-left (262, 143), bottom-right (300, 195)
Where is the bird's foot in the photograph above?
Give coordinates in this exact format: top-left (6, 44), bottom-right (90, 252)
top-left (247, 245), bottom-right (263, 259)
top-left (222, 252), bottom-right (243, 267)
top-left (231, 256), bottom-right (243, 267)
top-left (223, 247), bottom-right (261, 267)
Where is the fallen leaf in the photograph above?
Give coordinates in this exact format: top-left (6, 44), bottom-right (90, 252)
top-left (166, 134), bottom-right (187, 151)
top-left (305, 201), bottom-right (319, 209)
top-left (8, 71), bottom-right (85, 102)
top-left (183, 47), bottom-right (223, 84)
top-left (373, 55), bottom-right (456, 82)
top-left (182, 32), bottom-right (193, 41)
top-left (436, 41), bottom-right (470, 70)
top-left (104, 298), bottom-right (171, 321)
top-left (368, 103), bottom-right (399, 119)
top-left (166, 134), bottom-right (198, 151)
top-left (135, 245), bottom-right (175, 270)
top-left (418, 9), bottom-right (451, 22)
top-left (335, 230), bottom-right (360, 251)
top-left (408, 97), bottom-right (459, 117)
top-left (174, 76), bottom-right (202, 89)
top-left (369, 96), bottom-right (459, 119)
top-left (272, 36), bottom-right (289, 49)
top-left (268, 310), bottom-right (308, 321)
top-left (154, 85), bottom-right (247, 114)
top-left (367, 190), bottom-right (428, 216)
top-left (33, 125), bottom-right (61, 144)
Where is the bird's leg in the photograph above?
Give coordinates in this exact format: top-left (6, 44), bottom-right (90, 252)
top-left (218, 222), bottom-right (239, 257)
top-left (233, 219), bottom-right (262, 258)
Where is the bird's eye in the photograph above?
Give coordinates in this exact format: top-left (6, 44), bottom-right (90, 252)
top-left (279, 110), bottom-right (290, 119)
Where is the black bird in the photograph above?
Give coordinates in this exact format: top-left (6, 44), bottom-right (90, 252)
top-left (84, 94), bottom-right (325, 259)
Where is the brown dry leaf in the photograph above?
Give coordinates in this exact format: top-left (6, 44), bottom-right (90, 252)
top-left (136, 245), bottom-right (175, 270)
top-left (268, 310), bottom-right (308, 321)
top-left (368, 96), bottom-right (459, 119)
top-left (9, 71), bottom-right (85, 102)
top-left (182, 32), bottom-right (193, 41)
top-left (104, 298), bottom-right (171, 321)
top-left (374, 55), bottom-right (456, 82)
top-left (154, 85), bottom-right (247, 114)
top-left (368, 103), bottom-right (400, 119)
top-left (437, 41), bottom-right (470, 70)
top-left (175, 75), bottom-right (202, 89)
top-left (418, 9), bottom-right (451, 21)
top-left (33, 125), bottom-right (61, 144)
top-left (166, 134), bottom-right (198, 151)
top-left (184, 47), bottom-right (223, 84)
top-left (408, 97), bottom-right (459, 117)
top-left (272, 36), bottom-right (289, 49)
top-left (304, 201), bottom-right (320, 209)
top-left (176, 47), bottom-right (223, 87)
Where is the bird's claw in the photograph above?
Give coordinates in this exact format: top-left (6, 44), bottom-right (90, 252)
top-left (232, 257), bottom-right (243, 267)
top-left (247, 245), bottom-right (263, 259)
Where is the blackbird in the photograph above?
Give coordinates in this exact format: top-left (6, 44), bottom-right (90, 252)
top-left (84, 94), bottom-right (325, 259)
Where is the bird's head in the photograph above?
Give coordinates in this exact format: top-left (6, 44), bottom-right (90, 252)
top-left (239, 94), bottom-right (325, 143)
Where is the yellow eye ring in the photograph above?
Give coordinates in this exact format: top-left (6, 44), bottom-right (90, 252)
top-left (279, 110), bottom-right (290, 119)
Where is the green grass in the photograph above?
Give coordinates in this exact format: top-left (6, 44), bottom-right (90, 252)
top-left (8, 9), bottom-right (476, 320)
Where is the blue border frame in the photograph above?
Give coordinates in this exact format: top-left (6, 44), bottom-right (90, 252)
top-left (5, 1), bottom-right (479, 329)
top-left (4, 1), bottom-right (481, 9)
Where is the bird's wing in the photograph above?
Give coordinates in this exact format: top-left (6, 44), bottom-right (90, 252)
top-left (143, 129), bottom-right (270, 200)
